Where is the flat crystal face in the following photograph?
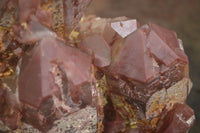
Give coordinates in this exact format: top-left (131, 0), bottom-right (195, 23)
top-left (111, 19), bottom-right (139, 38)
top-left (110, 23), bottom-right (188, 83)
top-left (110, 27), bottom-right (155, 83)
top-left (19, 37), bottom-right (92, 108)
top-left (0, 0), bottom-right (194, 132)
top-left (157, 103), bottom-right (195, 133)
top-left (78, 35), bottom-right (111, 68)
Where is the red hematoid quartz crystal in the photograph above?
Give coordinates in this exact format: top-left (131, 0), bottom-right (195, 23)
top-left (0, 0), bottom-right (195, 133)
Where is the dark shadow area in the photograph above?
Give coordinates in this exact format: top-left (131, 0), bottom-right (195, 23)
top-left (87, 0), bottom-right (200, 132)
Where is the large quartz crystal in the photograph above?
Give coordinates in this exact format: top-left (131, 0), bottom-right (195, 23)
top-left (0, 0), bottom-right (195, 133)
top-left (104, 23), bottom-right (192, 132)
top-left (18, 37), bottom-right (96, 131)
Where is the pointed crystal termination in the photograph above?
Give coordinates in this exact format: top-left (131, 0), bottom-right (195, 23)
top-left (13, 17), bottom-right (57, 44)
top-left (111, 19), bottom-right (140, 38)
top-left (157, 103), bottom-right (195, 133)
top-left (18, 37), bottom-right (96, 131)
top-left (110, 23), bottom-right (188, 83)
top-left (106, 23), bottom-right (193, 132)
top-left (17, 0), bottom-right (93, 40)
top-left (78, 34), bottom-right (111, 68)
top-left (0, 0), bottom-right (195, 131)
top-left (79, 16), bottom-right (140, 45)
top-left (110, 25), bottom-right (155, 83)
top-left (78, 17), bottom-right (139, 69)
top-left (146, 23), bottom-right (188, 66)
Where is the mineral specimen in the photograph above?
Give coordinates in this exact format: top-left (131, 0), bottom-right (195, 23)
top-left (156, 103), bottom-right (195, 133)
top-left (104, 23), bottom-right (192, 132)
top-left (0, 0), bottom-right (195, 133)
top-left (78, 34), bottom-right (111, 68)
top-left (18, 37), bottom-right (96, 131)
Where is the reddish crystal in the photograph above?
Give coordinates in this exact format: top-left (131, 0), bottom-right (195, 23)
top-left (19, 37), bottom-right (92, 108)
top-left (110, 26), bottom-right (155, 83)
top-left (0, 85), bottom-right (20, 130)
top-left (110, 23), bottom-right (188, 83)
top-left (35, 8), bottom-right (53, 27)
top-left (157, 103), bottom-right (195, 133)
top-left (18, 0), bottom-right (40, 23)
top-left (147, 24), bottom-right (188, 66)
top-left (13, 18), bottom-right (57, 44)
top-left (78, 35), bottom-right (111, 68)
top-left (0, 0), bottom-right (195, 132)
top-left (111, 19), bottom-right (139, 38)
top-left (79, 16), bottom-right (132, 45)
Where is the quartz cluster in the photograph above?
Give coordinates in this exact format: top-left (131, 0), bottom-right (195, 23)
top-left (0, 0), bottom-right (195, 133)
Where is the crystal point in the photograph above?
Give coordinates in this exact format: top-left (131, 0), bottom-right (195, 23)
top-left (19, 37), bottom-right (92, 108)
top-left (157, 103), bottom-right (195, 133)
top-left (79, 35), bottom-right (111, 68)
top-left (111, 19), bottom-right (139, 38)
top-left (0, 1), bottom-right (195, 132)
